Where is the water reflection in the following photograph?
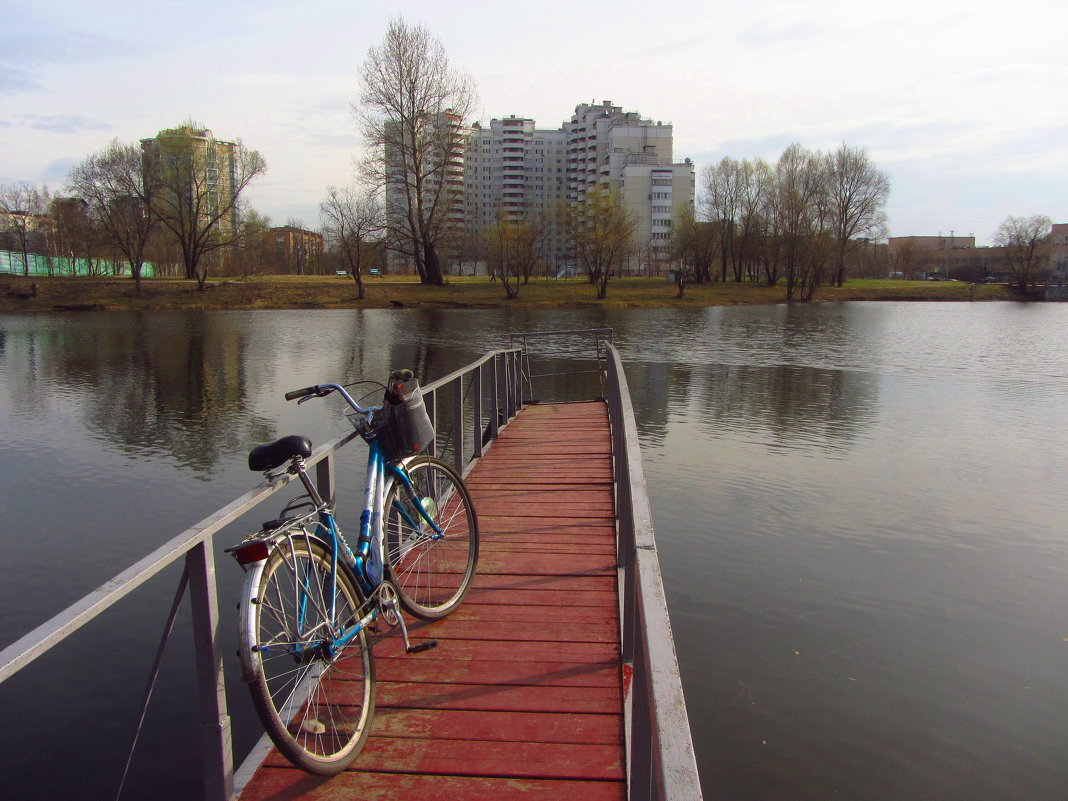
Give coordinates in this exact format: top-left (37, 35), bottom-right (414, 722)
top-left (2, 303), bottom-right (1068, 801)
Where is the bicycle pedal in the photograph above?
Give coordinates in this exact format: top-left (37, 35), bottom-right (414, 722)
top-left (406, 639), bottom-right (438, 654)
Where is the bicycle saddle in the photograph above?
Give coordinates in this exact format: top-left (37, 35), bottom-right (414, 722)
top-left (248, 435), bottom-right (313, 472)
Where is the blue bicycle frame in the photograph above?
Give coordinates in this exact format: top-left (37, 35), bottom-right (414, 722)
top-left (294, 430), bottom-right (444, 658)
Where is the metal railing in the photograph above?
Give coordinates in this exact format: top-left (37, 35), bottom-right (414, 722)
top-left (510, 327), bottom-right (613, 401)
top-left (604, 342), bottom-right (704, 801)
top-left (0, 347), bottom-right (523, 801)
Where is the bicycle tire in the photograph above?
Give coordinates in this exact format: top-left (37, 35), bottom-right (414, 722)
top-left (239, 538), bottom-right (375, 774)
top-left (384, 455), bottom-right (479, 620)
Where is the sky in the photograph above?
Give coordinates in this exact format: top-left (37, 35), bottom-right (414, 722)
top-left (2, 0), bottom-right (1066, 245)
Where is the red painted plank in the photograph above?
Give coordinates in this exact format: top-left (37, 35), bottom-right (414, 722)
top-left (482, 542), bottom-right (618, 555)
top-left (375, 681), bottom-right (621, 714)
top-left (446, 587), bottom-right (616, 607)
top-left (473, 516), bottom-right (615, 534)
top-left (475, 552), bottom-right (616, 576)
top-left (264, 736), bottom-right (624, 781)
top-left (474, 519), bottom-right (615, 537)
top-left (394, 618), bottom-right (617, 643)
top-left (242, 768), bottom-right (625, 801)
top-left (413, 603), bottom-right (618, 625)
top-left (367, 707), bottom-right (623, 745)
top-left (373, 638), bottom-right (619, 663)
top-left (466, 573), bottom-right (615, 591)
top-left (372, 657), bottom-right (619, 687)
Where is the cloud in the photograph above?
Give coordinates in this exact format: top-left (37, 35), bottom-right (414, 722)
top-left (41, 158), bottom-right (77, 184)
top-left (636, 33), bottom-right (713, 59)
top-left (0, 33), bottom-right (138, 65)
top-left (19, 115), bottom-right (112, 135)
top-left (736, 18), bottom-right (826, 46)
top-left (0, 67), bottom-right (38, 94)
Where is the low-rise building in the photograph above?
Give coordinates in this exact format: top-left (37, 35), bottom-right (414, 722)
top-left (261, 226), bottom-right (323, 275)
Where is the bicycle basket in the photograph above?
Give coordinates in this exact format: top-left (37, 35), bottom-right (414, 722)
top-left (373, 373), bottom-right (435, 460)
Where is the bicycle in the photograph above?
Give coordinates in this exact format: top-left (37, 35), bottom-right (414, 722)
top-left (227, 369), bottom-right (479, 774)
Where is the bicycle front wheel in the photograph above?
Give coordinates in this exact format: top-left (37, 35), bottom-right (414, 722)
top-left (239, 538), bottom-right (375, 774)
top-left (384, 455), bottom-right (479, 620)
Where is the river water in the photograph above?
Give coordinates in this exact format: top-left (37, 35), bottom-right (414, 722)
top-left (1, 303), bottom-right (1066, 800)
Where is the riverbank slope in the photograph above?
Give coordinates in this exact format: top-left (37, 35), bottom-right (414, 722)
top-left (0, 274), bottom-right (1012, 313)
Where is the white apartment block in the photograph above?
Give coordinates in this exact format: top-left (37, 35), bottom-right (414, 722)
top-left (464, 116), bottom-right (570, 273)
top-left (463, 100), bottom-right (695, 277)
top-left (568, 101), bottom-right (695, 273)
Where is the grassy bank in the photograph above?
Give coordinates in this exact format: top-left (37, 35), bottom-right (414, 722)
top-left (0, 273), bottom-right (1012, 313)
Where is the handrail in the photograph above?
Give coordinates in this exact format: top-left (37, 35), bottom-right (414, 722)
top-left (509, 328), bottom-right (613, 400)
top-left (604, 342), bottom-right (704, 801)
top-left (0, 348), bottom-right (524, 801)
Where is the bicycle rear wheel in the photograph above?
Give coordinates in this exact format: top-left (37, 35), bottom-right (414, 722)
top-left (384, 455), bottom-right (479, 620)
top-left (239, 538), bottom-right (374, 774)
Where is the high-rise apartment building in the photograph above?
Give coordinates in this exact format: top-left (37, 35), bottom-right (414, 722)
top-left (567, 101), bottom-right (694, 273)
top-left (464, 116), bottom-right (570, 273)
top-left (462, 101), bottom-right (694, 276)
top-left (385, 100), bottom-right (694, 276)
top-left (140, 125), bottom-right (239, 237)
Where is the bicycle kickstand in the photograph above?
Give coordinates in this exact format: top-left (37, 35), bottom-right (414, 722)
top-left (380, 584), bottom-right (438, 654)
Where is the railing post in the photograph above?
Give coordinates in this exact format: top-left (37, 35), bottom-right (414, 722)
top-left (453, 375), bottom-right (464, 474)
top-left (473, 365), bottom-right (484, 460)
top-left (489, 354), bottom-right (500, 440)
top-left (514, 348), bottom-right (525, 410)
top-left (425, 387), bottom-right (438, 458)
top-left (508, 350), bottom-right (519, 418)
top-left (630, 594), bottom-right (654, 801)
top-left (316, 451), bottom-right (335, 505)
top-left (187, 541), bottom-right (234, 801)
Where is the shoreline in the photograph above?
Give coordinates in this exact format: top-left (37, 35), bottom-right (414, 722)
top-left (0, 274), bottom-right (1015, 313)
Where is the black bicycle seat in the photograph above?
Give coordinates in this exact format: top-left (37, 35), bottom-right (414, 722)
top-left (248, 435), bottom-right (313, 472)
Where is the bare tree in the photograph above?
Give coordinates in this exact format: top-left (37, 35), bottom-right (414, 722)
top-left (774, 144), bottom-right (829, 301)
top-left (993, 214), bottom-right (1052, 291)
top-left (229, 205), bottom-right (271, 277)
top-left (564, 188), bottom-right (636, 299)
top-left (703, 157), bottom-right (743, 282)
top-left (736, 158), bottom-right (774, 283)
top-left (889, 239), bottom-right (920, 279)
top-left (0, 182), bottom-right (49, 276)
top-left (47, 197), bottom-right (93, 276)
top-left (320, 186), bottom-right (386, 300)
top-left (486, 211), bottom-right (544, 299)
top-left (825, 143), bottom-right (890, 287)
top-left (67, 139), bottom-right (160, 294)
top-left (670, 204), bottom-right (717, 293)
top-left (356, 18), bottom-right (476, 286)
top-left (145, 121), bottom-right (266, 289)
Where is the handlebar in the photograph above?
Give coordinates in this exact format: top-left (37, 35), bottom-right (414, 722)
top-left (284, 382), bottom-right (378, 417)
top-left (283, 385), bottom-right (322, 401)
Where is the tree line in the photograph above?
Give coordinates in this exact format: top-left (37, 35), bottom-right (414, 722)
top-left (669, 143), bottom-right (891, 300)
top-left (1, 16), bottom-right (1059, 301)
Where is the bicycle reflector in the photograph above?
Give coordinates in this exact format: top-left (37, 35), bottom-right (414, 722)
top-left (233, 539), bottom-right (270, 565)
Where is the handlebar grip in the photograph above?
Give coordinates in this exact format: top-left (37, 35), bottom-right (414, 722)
top-left (284, 385), bottom-right (319, 401)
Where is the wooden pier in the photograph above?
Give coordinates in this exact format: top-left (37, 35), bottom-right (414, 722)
top-left (0, 338), bottom-right (701, 801)
top-left (237, 401), bottom-right (625, 800)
